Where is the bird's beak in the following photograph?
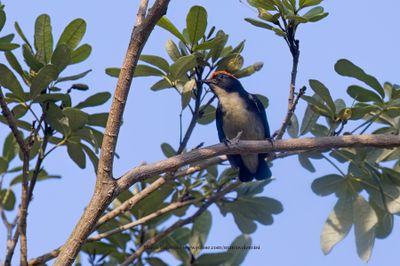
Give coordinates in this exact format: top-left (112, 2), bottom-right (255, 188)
top-left (201, 79), bottom-right (215, 85)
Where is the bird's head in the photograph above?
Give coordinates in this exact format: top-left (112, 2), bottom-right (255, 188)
top-left (202, 71), bottom-right (244, 97)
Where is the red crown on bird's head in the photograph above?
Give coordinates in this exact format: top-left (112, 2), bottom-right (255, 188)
top-left (210, 70), bottom-right (236, 79)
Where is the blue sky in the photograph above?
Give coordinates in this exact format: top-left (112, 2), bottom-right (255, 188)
top-left (1, 0), bottom-right (400, 265)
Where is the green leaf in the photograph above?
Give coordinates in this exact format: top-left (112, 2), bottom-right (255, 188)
top-left (3, 133), bottom-right (18, 161)
top-left (0, 157), bottom-right (8, 174)
top-left (236, 180), bottom-right (271, 197)
top-left (51, 44), bottom-right (71, 72)
top-left (0, 189), bottom-right (16, 211)
top-left (312, 174), bottom-right (346, 196)
top-left (335, 59), bottom-right (384, 98)
top-left (67, 142), bottom-right (86, 169)
top-left (34, 14), bottom-right (53, 63)
top-left (11, 104), bottom-right (28, 119)
top-left (244, 18), bottom-right (273, 30)
top-left (71, 44), bottom-right (91, 64)
top-left (298, 153), bottom-right (315, 172)
top-left (253, 93), bottom-right (268, 108)
top-left (57, 18), bottom-right (86, 49)
top-left (105, 67), bottom-right (120, 77)
top-left (235, 62), bottom-right (264, 78)
top-left (5, 51), bottom-right (25, 80)
top-left (309, 79), bottom-right (336, 112)
top-left (189, 210), bottom-right (212, 256)
top-left (170, 54), bottom-right (196, 79)
top-left (161, 143), bottom-right (176, 158)
top-left (134, 64), bottom-right (164, 77)
top-left (302, 95), bottom-right (333, 118)
top-left (194, 36), bottom-right (225, 51)
top-left (75, 92), bottom-right (111, 109)
top-left (300, 0), bottom-right (322, 8)
top-left (56, 69), bottom-right (92, 83)
top-left (300, 98), bottom-right (320, 135)
top-left (0, 43), bottom-right (19, 51)
top-left (15, 22), bottom-right (32, 48)
top-left (181, 79), bottom-right (195, 109)
top-left (10, 169), bottom-right (61, 186)
top-left (146, 257), bottom-right (168, 266)
top-left (347, 85), bottom-right (383, 103)
top-left (151, 79), bottom-right (172, 91)
top-left (226, 235), bottom-right (252, 266)
top-left (370, 200), bottom-right (393, 239)
top-left (87, 113), bottom-right (108, 127)
top-left (140, 55), bottom-right (169, 73)
top-left (0, 8), bottom-right (5, 32)
top-left (63, 108), bottom-right (88, 131)
top-left (247, 0), bottom-right (275, 10)
top-left (0, 63), bottom-right (25, 99)
top-left (303, 7), bottom-right (327, 22)
top-left (321, 193), bottom-right (353, 255)
top-left (217, 53), bottom-right (244, 73)
top-left (157, 16), bottom-right (186, 44)
top-left (186, 6), bottom-right (208, 45)
top-left (30, 64), bottom-right (59, 98)
top-left (353, 195), bottom-right (378, 262)
top-left (165, 39), bottom-right (181, 61)
top-left (198, 105), bottom-right (216, 125)
top-left (193, 253), bottom-right (231, 266)
top-left (34, 93), bottom-right (71, 106)
top-left (287, 113), bottom-right (299, 138)
top-left (81, 144), bottom-right (99, 173)
top-left (22, 44), bottom-right (43, 72)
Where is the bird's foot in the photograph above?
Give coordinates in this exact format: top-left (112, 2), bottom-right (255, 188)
top-left (224, 131), bottom-right (243, 146)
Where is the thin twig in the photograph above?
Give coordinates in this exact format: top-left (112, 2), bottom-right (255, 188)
top-left (120, 181), bottom-right (240, 266)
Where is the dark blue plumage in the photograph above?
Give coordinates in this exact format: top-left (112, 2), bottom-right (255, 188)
top-left (203, 71), bottom-right (272, 182)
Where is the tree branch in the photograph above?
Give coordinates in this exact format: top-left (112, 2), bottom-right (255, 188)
top-left (120, 181), bottom-right (240, 266)
top-left (53, 1), bottom-right (171, 265)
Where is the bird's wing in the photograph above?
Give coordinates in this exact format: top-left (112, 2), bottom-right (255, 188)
top-left (249, 94), bottom-right (271, 138)
top-left (215, 103), bottom-right (226, 142)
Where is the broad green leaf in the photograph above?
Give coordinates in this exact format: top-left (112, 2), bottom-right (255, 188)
top-left (300, 97), bottom-right (320, 135)
top-left (335, 59), bottom-right (384, 98)
top-left (67, 142), bottom-right (86, 169)
top-left (258, 8), bottom-right (279, 23)
top-left (307, 12), bottom-right (329, 22)
top-left (193, 253), bottom-right (231, 266)
top-left (236, 180), bottom-right (271, 197)
top-left (0, 43), bottom-right (19, 51)
top-left (71, 44), bottom-right (91, 64)
top-left (235, 62), bottom-right (264, 78)
top-left (75, 92), bottom-right (111, 109)
top-left (198, 105), bottom-right (216, 125)
top-left (157, 16), bottom-right (186, 44)
top-left (3, 133), bottom-right (18, 161)
top-left (370, 200), bottom-right (393, 239)
top-left (161, 143), bottom-right (176, 158)
top-left (30, 64), bottom-right (59, 98)
top-left (0, 63), bottom-right (24, 99)
top-left (347, 85), bottom-right (382, 103)
top-left (225, 235), bottom-right (252, 266)
top-left (298, 153), bottom-right (315, 172)
top-left (189, 210), bottom-right (212, 256)
top-left (181, 79), bottom-right (195, 109)
top-left (22, 44), bottom-right (43, 72)
top-left (186, 6), bottom-right (208, 45)
top-left (81, 144), bottom-right (99, 172)
top-left (44, 103), bottom-right (66, 133)
top-left (10, 169), bottom-right (61, 186)
top-left (254, 93), bottom-right (268, 108)
top-left (56, 69), bottom-right (92, 83)
top-left (0, 189), bottom-right (16, 211)
top-left (309, 79), bottom-right (336, 112)
top-left (34, 93), bottom-right (71, 107)
top-left (134, 64), bottom-right (164, 77)
top-left (165, 39), bottom-right (181, 61)
top-left (11, 104), bottom-right (28, 119)
top-left (287, 113), bottom-right (299, 138)
top-left (0, 157), bottom-right (8, 174)
top-left (364, 180), bottom-right (400, 214)
top-left (140, 55), bottom-right (169, 73)
top-left (321, 194), bottom-right (353, 255)
top-left (300, 0), bottom-right (322, 8)
top-left (69, 83), bottom-right (89, 92)
top-left (170, 54), bottom-right (196, 79)
top-left (303, 7), bottom-right (327, 22)
top-left (5, 51), bottom-right (25, 80)
top-left (151, 79), bottom-right (172, 91)
top-left (57, 18), bottom-right (86, 49)
top-left (247, 0), bottom-right (275, 10)
top-left (63, 108), bottom-right (88, 131)
top-left (105, 67), bottom-right (120, 77)
top-left (353, 195), bottom-right (378, 262)
top-left (51, 44), bottom-right (71, 72)
top-left (34, 14), bottom-right (53, 63)
top-left (244, 18), bottom-right (273, 30)
top-left (0, 34), bottom-right (15, 44)
top-left (312, 174), bottom-right (346, 196)
top-left (302, 95), bottom-right (334, 118)
top-left (87, 113), bottom-right (108, 127)
top-left (217, 53), bottom-right (244, 73)
top-left (210, 30), bottom-right (228, 62)
top-left (194, 36), bottom-right (225, 51)
top-left (146, 257), bottom-right (168, 266)
top-left (0, 8), bottom-right (5, 32)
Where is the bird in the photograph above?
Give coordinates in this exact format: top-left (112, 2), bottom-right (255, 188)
top-left (202, 71), bottom-right (272, 182)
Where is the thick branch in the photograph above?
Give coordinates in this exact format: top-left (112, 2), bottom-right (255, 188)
top-left (53, 1), bottom-right (171, 265)
top-left (117, 134), bottom-right (400, 192)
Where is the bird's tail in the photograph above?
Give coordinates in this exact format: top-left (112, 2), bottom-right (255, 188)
top-left (255, 159), bottom-right (272, 180)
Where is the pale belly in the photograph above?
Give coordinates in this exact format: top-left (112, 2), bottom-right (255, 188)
top-left (220, 94), bottom-right (265, 173)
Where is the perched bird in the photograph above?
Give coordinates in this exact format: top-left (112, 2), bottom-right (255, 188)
top-left (203, 71), bottom-right (272, 182)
